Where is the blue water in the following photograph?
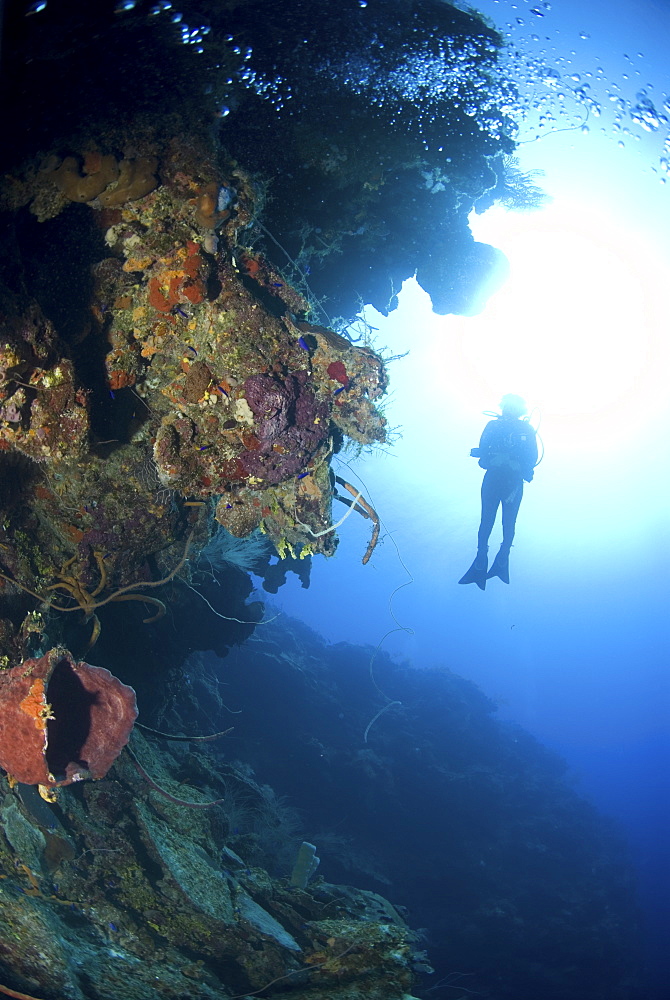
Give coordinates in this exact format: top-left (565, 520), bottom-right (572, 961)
top-left (270, 0), bottom-right (670, 993)
top-left (2, 0), bottom-right (669, 996)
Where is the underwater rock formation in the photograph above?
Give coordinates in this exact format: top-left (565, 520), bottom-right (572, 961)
top-left (0, 3), bottom-right (529, 996)
top-left (0, 730), bottom-right (422, 1000)
top-left (0, 0), bottom-right (518, 665)
top-left (165, 621), bottom-right (645, 1000)
top-left (0, 299), bottom-right (90, 465)
top-left (0, 140), bottom-right (388, 664)
top-left (211, 0), bottom-right (518, 318)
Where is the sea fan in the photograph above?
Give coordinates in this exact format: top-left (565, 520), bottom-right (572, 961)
top-left (200, 526), bottom-right (271, 575)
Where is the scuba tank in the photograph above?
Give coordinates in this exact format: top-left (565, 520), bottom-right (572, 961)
top-left (470, 406), bottom-right (544, 468)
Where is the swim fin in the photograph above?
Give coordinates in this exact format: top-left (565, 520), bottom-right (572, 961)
top-left (458, 553), bottom-right (488, 591)
top-left (486, 549), bottom-right (510, 584)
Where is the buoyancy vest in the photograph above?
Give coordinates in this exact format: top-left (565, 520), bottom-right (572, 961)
top-left (477, 417), bottom-right (538, 478)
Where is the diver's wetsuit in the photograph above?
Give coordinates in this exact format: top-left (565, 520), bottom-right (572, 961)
top-left (475, 416), bottom-right (538, 558)
top-left (478, 467), bottom-right (524, 554)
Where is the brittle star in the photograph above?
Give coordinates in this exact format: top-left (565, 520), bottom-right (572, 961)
top-left (0, 525), bottom-right (197, 646)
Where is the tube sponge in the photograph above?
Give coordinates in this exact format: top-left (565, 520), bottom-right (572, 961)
top-left (289, 840), bottom-right (320, 888)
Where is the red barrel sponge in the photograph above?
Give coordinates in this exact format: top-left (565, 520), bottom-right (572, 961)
top-left (0, 647), bottom-right (137, 789)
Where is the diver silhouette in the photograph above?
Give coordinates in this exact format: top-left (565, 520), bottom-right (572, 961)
top-left (459, 394), bottom-right (538, 590)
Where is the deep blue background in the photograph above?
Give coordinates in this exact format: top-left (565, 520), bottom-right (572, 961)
top-left (271, 0), bottom-right (670, 993)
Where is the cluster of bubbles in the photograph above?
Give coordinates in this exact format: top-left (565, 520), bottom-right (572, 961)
top-left (341, 37), bottom-right (518, 142)
top-left (115, 0), bottom-right (212, 53)
top-left (24, 0), bottom-right (670, 180)
top-left (23, 0), bottom-right (291, 129)
top-left (481, 0), bottom-right (670, 182)
top-left (127, 0), bottom-right (288, 116)
top-left (309, 32), bottom-right (521, 152)
top-left (19, 0), bottom-right (519, 152)
top-left (26, 0), bottom-right (186, 16)
top-left (220, 36), bottom-right (289, 114)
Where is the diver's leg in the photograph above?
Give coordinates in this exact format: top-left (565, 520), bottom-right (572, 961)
top-left (476, 472), bottom-right (499, 557)
top-left (501, 481), bottom-right (524, 552)
top-left (459, 472), bottom-right (497, 589)
top-left (488, 480), bottom-right (523, 584)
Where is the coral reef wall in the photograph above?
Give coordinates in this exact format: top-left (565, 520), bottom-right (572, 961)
top-left (0, 0), bottom-right (515, 669)
top-left (0, 4), bottom-right (536, 997)
top-left (168, 619), bottom-right (645, 1000)
top-left (0, 723), bottom-right (423, 1000)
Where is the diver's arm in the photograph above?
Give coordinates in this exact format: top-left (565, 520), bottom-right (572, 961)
top-left (476, 420), bottom-right (498, 469)
top-left (523, 429), bottom-right (539, 481)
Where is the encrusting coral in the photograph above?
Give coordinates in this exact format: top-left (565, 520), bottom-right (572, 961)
top-left (32, 152), bottom-right (159, 219)
top-left (0, 3), bottom-right (533, 997)
top-left (0, 0), bottom-right (520, 665)
top-left (0, 138), bottom-right (388, 659)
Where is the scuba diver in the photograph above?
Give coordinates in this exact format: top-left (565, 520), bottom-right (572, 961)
top-left (459, 394), bottom-right (538, 590)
